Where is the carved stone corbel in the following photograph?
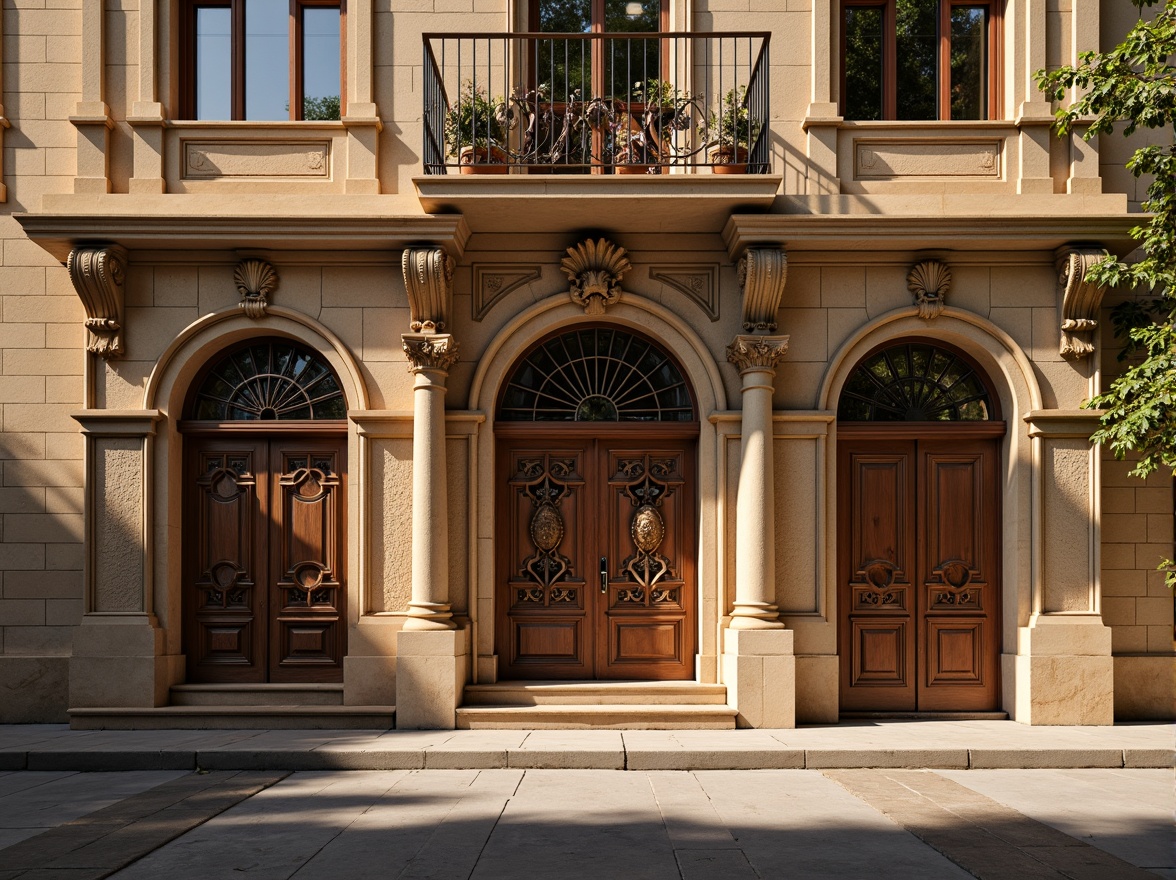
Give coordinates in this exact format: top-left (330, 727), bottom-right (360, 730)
top-left (726, 334), bottom-right (790, 373)
top-left (1056, 247), bottom-right (1108, 360)
top-left (402, 332), bottom-right (459, 373)
top-left (402, 247), bottom-right (454, 332)
top-left (67, 244), bottom-right (128, 358)
top-left (561, 237), bottom-right (631, 316)
top-left (738, 247), bottom-right (787, 332)
top-left (907, 260), bottom-right (951, 321)
top-left (234, 259), bottom-right (278, 319)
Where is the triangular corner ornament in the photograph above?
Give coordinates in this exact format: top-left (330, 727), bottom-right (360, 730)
top-left (561, 237), bottom-right (631, 316)
top-left (650, 265), bottom-right (720, 321)
top-left (472, 264), bottom-right (542, 321)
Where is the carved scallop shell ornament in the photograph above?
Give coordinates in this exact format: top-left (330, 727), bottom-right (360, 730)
top-left (234, 258), bottom-right (279, 319)
top-left (561, 237), bottom-right (631, 316)
top-left (907, 260), bottom-right (950, 321)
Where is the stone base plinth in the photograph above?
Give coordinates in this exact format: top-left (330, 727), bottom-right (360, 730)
top-left (795, 654), bottom-right (839, 724)
top-left (68, 617), bottom-right (179, 709)
top-left (722, 628), bottom-right (795, 729)
top-left (1008, 615), bottom-right (1114, 725)
top-left (395, 628), bottom-right (469, 730)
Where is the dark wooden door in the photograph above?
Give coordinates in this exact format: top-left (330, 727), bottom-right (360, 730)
top-left (838, 428), bottom-right (1001, 711)
top-left (185, 435), bottom-right (346, 683)
top-left (497, 428), bottom-right (696, 680)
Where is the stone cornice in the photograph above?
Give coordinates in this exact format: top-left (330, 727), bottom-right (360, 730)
top-left (16, 210), bottom-right (471, 263)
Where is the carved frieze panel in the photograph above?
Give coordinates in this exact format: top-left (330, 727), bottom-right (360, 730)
top-left (650, 265), bottom-right (720, 321)
top-left (473, 264), bottom-right (542, 320)
top-left (854, 139), bottom-right (1002, 179)
top-left (182, 140), bottom-right (330, 179)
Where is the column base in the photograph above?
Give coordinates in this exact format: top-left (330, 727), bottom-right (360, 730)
top-left (67, 616), bottom-right (180, 709)
top-left (1007, 615), bottom-right (1113, 725)
top-left (403, 602), bottom-right (456, 631)
top-left (728, 602), bottom-right (786, 630)
top-left (722, 628), bottom-right (795, 728)
top-left (395, 627), bottom-right (470, 729)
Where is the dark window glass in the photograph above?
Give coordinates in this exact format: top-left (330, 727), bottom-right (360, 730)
top-left (244, 0), bottom-right (289, 120)
top-left (950, 5), bottom-right (988, 119)
top-left (192, 341), bottom-right (347, 421)
top-left (500, 328), bottom-right (694, 422)
top-left (196, 7), bottom-right (232, 120)
top-left (303, 7), bottom-right (342, 120)
top-left (838, 342), bottom-right (993, 421)
top-left (844, 6), bottom-right (883, 121)
top-left (895, 0), bottom-right (937, 120)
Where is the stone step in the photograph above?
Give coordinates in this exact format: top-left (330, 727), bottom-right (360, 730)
top-left (68, 705), bottom-right (395, 730)
top-left (456, 704), bottom-right (737, 730)
top-left (463, 681), bottom-right (729, 706)
top-left (170, 683), bottom-right (345, 707)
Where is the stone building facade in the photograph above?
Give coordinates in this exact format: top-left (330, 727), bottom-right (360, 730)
top-left (0, 0), bottom-right (1171, 728)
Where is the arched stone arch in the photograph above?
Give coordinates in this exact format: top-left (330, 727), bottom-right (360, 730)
top-left (467, 296), bottom-right (728, 684)
top-left (816, 306), bottom-right (1044, 717)
top-left (143, 307), bottom-right (368, 666)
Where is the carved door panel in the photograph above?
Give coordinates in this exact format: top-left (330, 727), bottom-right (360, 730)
top-left (497, 435), bottom-right (696, 680)
top-left (185, 436), bottom-right (346, 683)
top-left (839, 434), bottom-right (1000, 711)
top-left (599, 447), bottom-right (694, 679)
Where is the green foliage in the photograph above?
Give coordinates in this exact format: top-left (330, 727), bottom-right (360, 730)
top-left (302, 95), bottom-right (341, 121)
top-left (706, 86), bottom-right (762, 150)
top-left (1037, 0), bottom-right (1176, 589)
top-left (444, 81), bottom-right (507, 157)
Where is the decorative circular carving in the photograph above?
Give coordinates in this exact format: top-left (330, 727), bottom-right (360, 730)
top-left (939, 560), bottom-right (972, 588)
top-left (209, 561), bottom-right (240, 589)
top-left (862, 560), bottom-right (897, 589)
top-left (530, 502), bottom-right (564, 552)
top-left (297, 470), bottom-right (325, 499)
top-left (211, 470), bottom-right (239, 501)
top-left (292, 562), bottom-right (325, 590)
top-left (631, 504), bottom-right (665, 554)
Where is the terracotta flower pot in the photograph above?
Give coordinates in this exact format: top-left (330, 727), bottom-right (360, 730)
top-left (709, 146), bottom-right (748, 174)
top-left (616, 164), bottom-right (660, 175)
top-left (458, 146), bottom-right (509, 174)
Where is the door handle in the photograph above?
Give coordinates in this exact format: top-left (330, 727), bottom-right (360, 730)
top-left (599, 556), bottom-right (609, 594)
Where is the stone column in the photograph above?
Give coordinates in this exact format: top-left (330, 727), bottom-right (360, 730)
top-left (395, 247), bottom-right (469, 729)
top-left (721, 246), bottom-right (796, 729)
top-left (1012, 411), bottom-right (1113, 725)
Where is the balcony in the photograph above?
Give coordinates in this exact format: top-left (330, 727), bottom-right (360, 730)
top-left (422, 32), bottom-right (770, 176)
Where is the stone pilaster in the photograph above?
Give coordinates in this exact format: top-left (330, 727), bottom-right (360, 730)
top-left (1010, 410), bottom-right (1113, 725)
top-left (396, 326), bottom-right (467, 729)
top-left (70, 411), bottom-right (178, 709)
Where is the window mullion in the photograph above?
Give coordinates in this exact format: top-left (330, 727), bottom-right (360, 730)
top-left (884, 0), bottom-right (896, 120)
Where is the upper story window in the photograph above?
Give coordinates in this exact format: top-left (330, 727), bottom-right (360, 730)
top-left (841, 0), bottom-right (1000, 120)
top-left (184, 0), bottom-right (344, 120)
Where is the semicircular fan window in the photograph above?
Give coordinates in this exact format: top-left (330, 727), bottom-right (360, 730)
top-left (499, 328), bottom-right (695, 422)
top-left (191, 340), bottom-right (346, 421)
top-left (838, 342), bottom-right (993, 421)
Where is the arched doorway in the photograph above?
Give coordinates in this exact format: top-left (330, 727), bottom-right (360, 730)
top-left (495, 326), bottom-right (699, 680)
top-left (837, 340), bottom-right (1004, 712)
top-left (181, 338), bottom-right (348, 684)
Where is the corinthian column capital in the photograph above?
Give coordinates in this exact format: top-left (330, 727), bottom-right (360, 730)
top-left (726, 334), bottom-right (790, 374)
top-left (402, 332), bottom-right (459, 374)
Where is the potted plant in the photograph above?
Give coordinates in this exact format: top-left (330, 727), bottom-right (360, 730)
top-left (445, 81), bottom-right (508, 174)
top-left (706, 86), bottom-right (761, 173)
top-left (613, 124), bottom-right (661, 174)
top-left (613, 79), bottom-right (694, 173)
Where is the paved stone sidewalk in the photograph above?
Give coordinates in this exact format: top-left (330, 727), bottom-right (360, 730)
top-left (0, 721), bottom-right (1170, 772)
top-left (0, 768), bottom-right (1170, 879)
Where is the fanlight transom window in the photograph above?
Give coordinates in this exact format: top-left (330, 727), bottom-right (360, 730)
top-left (838, 342), bottom-right (993, 421)
top-left (191, 340), bottom-right (346, 421)
top-left (500, 328), bottom-right (694, 422)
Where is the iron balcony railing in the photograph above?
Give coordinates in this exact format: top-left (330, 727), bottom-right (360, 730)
top-left (423, 32), bottom-right (770, 174)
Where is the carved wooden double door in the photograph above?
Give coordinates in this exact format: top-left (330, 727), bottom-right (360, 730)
top-left (184, 434), bottom-right (346, 683)
top-left (838, 428), bottom-right (1003, 711)
top-left (497, 428), bottom-right (696, 680)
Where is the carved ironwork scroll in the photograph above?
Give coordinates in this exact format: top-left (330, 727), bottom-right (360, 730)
top-left (513, 455), bottom-right (581, 602)
top-left (614, 456), bottom-right (681, 599)
top-left (928, 559), bottom-right (981, 610)
top-left (852, 559), bottom-right (905, 611)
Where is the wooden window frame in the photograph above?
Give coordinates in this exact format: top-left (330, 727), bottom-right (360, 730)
top-left (839, 0), bottom-right (1001, 121)
top-left (180, 0), bottom-right (346, 121)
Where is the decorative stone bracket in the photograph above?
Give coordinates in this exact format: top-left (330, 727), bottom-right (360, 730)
top-left (1056, 247), bottom-right (1108, 360)
top-left (67, 244), bottom-right (128, 358)
top-left (561, 237), bottom-right (631, 316)
top-left (235, 259), bottom-right (278, 319)
top-left (402, 247), bottom-right (454, 332)
top-left (738, 246), bottom-right (787, 332)
top-left (907, 260), bottom-right (951, 321)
